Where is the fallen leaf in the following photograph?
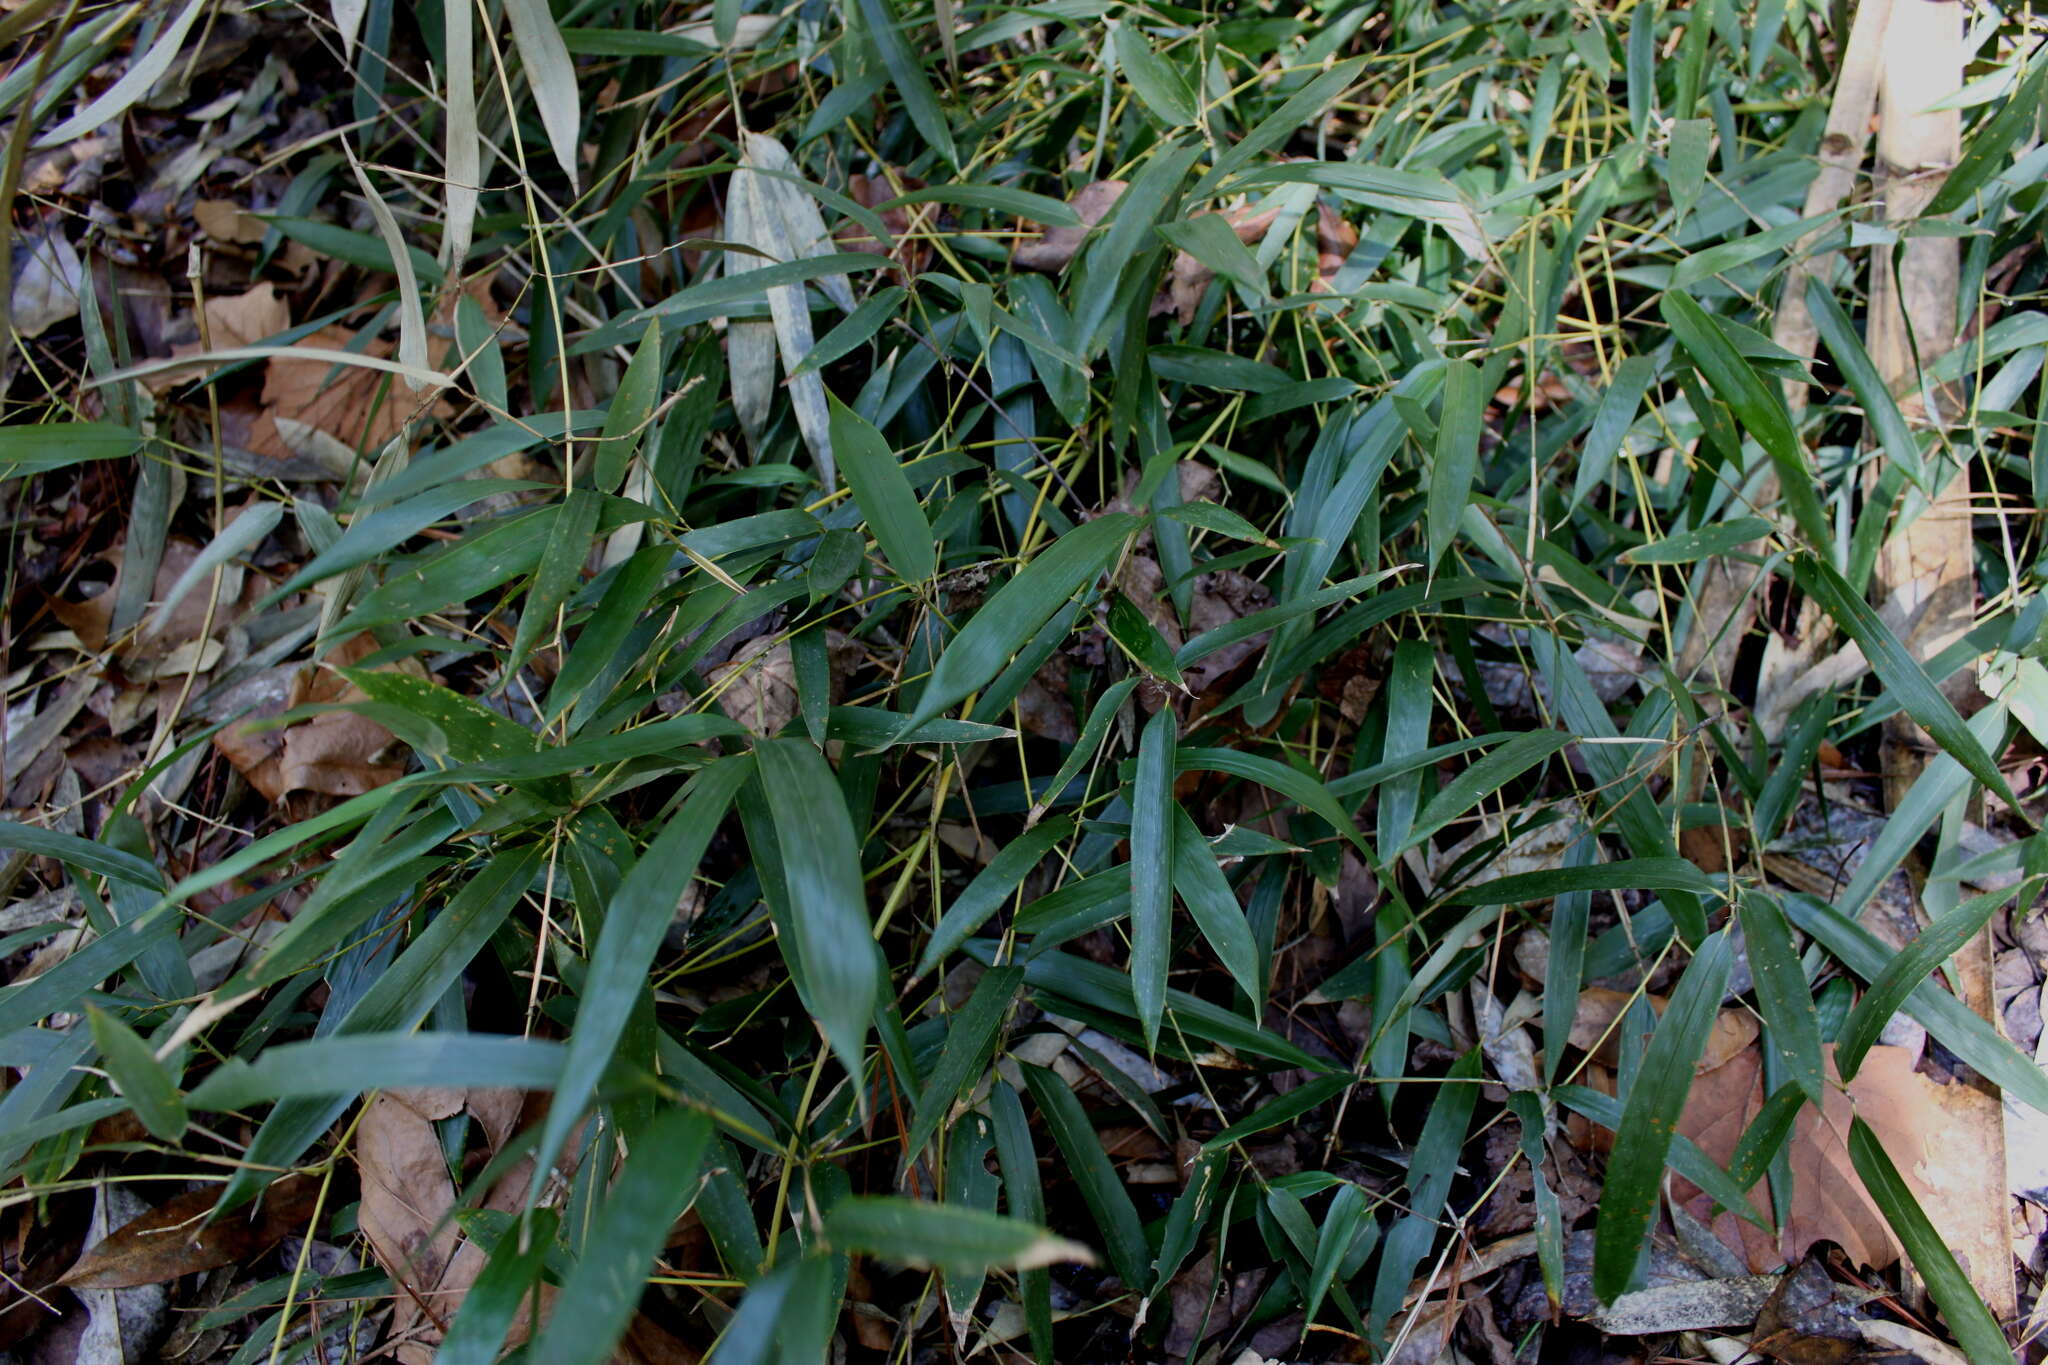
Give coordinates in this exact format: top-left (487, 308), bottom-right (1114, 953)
top-left (1750, 1254), bottom-right (1870, 1365)
top-left (11, 228), bottom-right (84, 337)
top-left (61, 1175), bottom-right (322, 1289)
top-left (1675, 1043), bottom-right (2007, 1277)
top-left (193, 199), bottom-right (268, 244)
top-left (73, 1185), bottom-right (171, 1364)
top-left (214, 635), bottom-right (407, 803)
top-left (1152, 202), bottom-right (1281, 326)
top-left (1012, 180), bottom-right (1126, 272)
top-left (709, 635), bottom-right (797, 737)
top-left (1586, 1273), bottom-right (1779, 1334)
top-left (49, 537), bottom-right (248, 666)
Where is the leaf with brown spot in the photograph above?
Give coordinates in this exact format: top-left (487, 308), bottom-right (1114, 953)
top-left (60, 1174), bottom-right (321, 1289)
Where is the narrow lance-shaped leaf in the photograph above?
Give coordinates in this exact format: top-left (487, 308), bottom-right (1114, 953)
top-left (1426, 360), bottom-right (1483, 570)
top-left (1738, 891), bottom-right (1825, 1103)
top-left (989, 1083), bottom-right (1055, 1365)
top-left (1593, 930), bottom-right (1735, 1301)
top-left (1794, 553), bottom-right (2023, 810)
top-left (831, 394), bottom-right (935, 582)
top-left (593, 317), bottom-right (662, 493)
top-left (904, 966), bottom-right (1023, 1162)
top-left (1169, 805), bottom-right (1261, 1005)
top-left (1836, 882), bottom-right (2021, 1083)
top-left (436, 1208), bottom-right (559, 1365)
top-left (754, 739), bottom-right (883, 1081)
top-left (86, 1007), bottom-right (186, 1141)
top-left (894, 514), bottom-right (1141, 738)
top-left (1661, 290), bottom-right (1834, 556)
top-left (503, 0), bottom-right (583, 187)
top-left (1129, 708), bottom-right (1175, 1052)
top-left (1019, 1064), bottom-right (1147, 1289)
top-left (532, 757), bottom-right (752, 1198)
top-left (1847, 1120), bottom-right (2013, 1365)
top-left (505, 488), bottom-right (602, 685)
top-left (525, 1110), bottom-right (715, 1365)
top-left (824, 1197), bottom-right (1092, 1273)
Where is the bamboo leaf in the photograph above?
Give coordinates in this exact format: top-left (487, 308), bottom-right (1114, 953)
top-left (1593, 930), bottom-right (1735, 1300)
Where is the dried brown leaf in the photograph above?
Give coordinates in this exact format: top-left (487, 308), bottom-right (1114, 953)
top-left (1012, 180), bottom-right (1126, 272)
top-left (60, 1175), bottom-right (321, 1290)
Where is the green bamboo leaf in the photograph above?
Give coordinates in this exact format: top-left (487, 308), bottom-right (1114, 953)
top-left (1029, 677), bottom-right (1139, 825)
top-left (187, 1034), bottom-right (566, 1110)
top-left (1793, 554), bottom-right (2022, 810)
top-left (1837, 883), bottom-right (2019, 1083)
top-left (1666, 118), bottom-right (1711, 223)
top-left (895, 513), bottom-right (1141, 737)
top-left (876, 184), bottom-right (1080, 225)
top-left (526, 1109), bottom-right (715, 1365)
top-left (1924, 57), bottom-right (2048, 217)
top-left (1661, 290), bottom-right (1834, 555)
top-left (808, 526), bottom-right (866, 604)
top-left (1130, 708), bottom-right (1175, 1052)
top-left (997, 946), bottom-right (1329, 1070)
top-left (1738, 891), bottom-right (1825, 1103)
top-left (1169, 805), bottom-right (1260, 1004)
top-left (437, 1208), bottom-right (558, 1365)
top-left (86, 1007), bottom-right (186, 1141)
top-left (919, 818), bottom-right (1076, 976)
top-left (1369, 1050), bottom-right (1481, 1329)
top-left (825, 1196), bottom-right (1092, 1272)
top-left (338, 668), bottom-right (537, 763)
top-left (709, 1257), bottom-right (836, 1365)
top-left (1305, 1183), bottom-right (1369, 1330)
top-left (1507, 1091), bottom-right (1565, 1314)
top-left (533, 757), bottom-right (751, 1194)
top-left (1149, 344), bottom-right (1293, 393)
top-left (905, 966), bottom-right (1023, 1162)
top-left (854, 0), bottom-right (958, 167)
top-left (1784, 891), bottom-right (2048, 1115)
top-left (1019, 1064), bottom-right (1147, 1289)
top-left (1543, 836), bottom-right (1596, 1085)
top-left (1399, 730), bottom-right (1572, 854)
top-left (1847, 1120), bottom-right (2012, 1365)
top-left (1447, 857), bottom-right (1716, 905)
top-left (1200, 1074), bottom-right (1352, 1153)
top-left (1727, 1082), bottom-right (1807, 1192)
top-left (989, 1083), bottom-right (1054, 1365)
top-left (830, 394), bottom-right (935, 582)
top-left (1111, 21), bottom-right (1196, 124)
top-left (1157, 499), bottom-right (1271, 545)
top-left (503, 0), bottom-right (582, 187)
top-left (1571, 355), bottom-right (1656, 509)
top-left (594, 318), bottom-right (662, 492)
top-left (1804, 280), bottom-right (1926, 489)
top-left (753, 739), bottom-right (882, 1081)
top-left (506, 489), bottom-right (602, 683)
top-left (1593, 930), bottom-right (1735, 1301)
top-left (1154, 213), bottom-right (1266, 297)
top-left (1427, 360), bottom-right (1483, 570)
top-left (1556, 1084), bottom-right (1773, 1229)
top-left (1620, 517), bottom-right (1774, 564)
top-left (0, 422), bottom-right (143, 477)
top-left (0, 820), bottom-right (162, 885)
top-left (790, 286), bottom-right (905, 377)
top-left (1172, 747), bottom-right (1369, 859)
top-left (1104, 593), bottom-right (1184, 686)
